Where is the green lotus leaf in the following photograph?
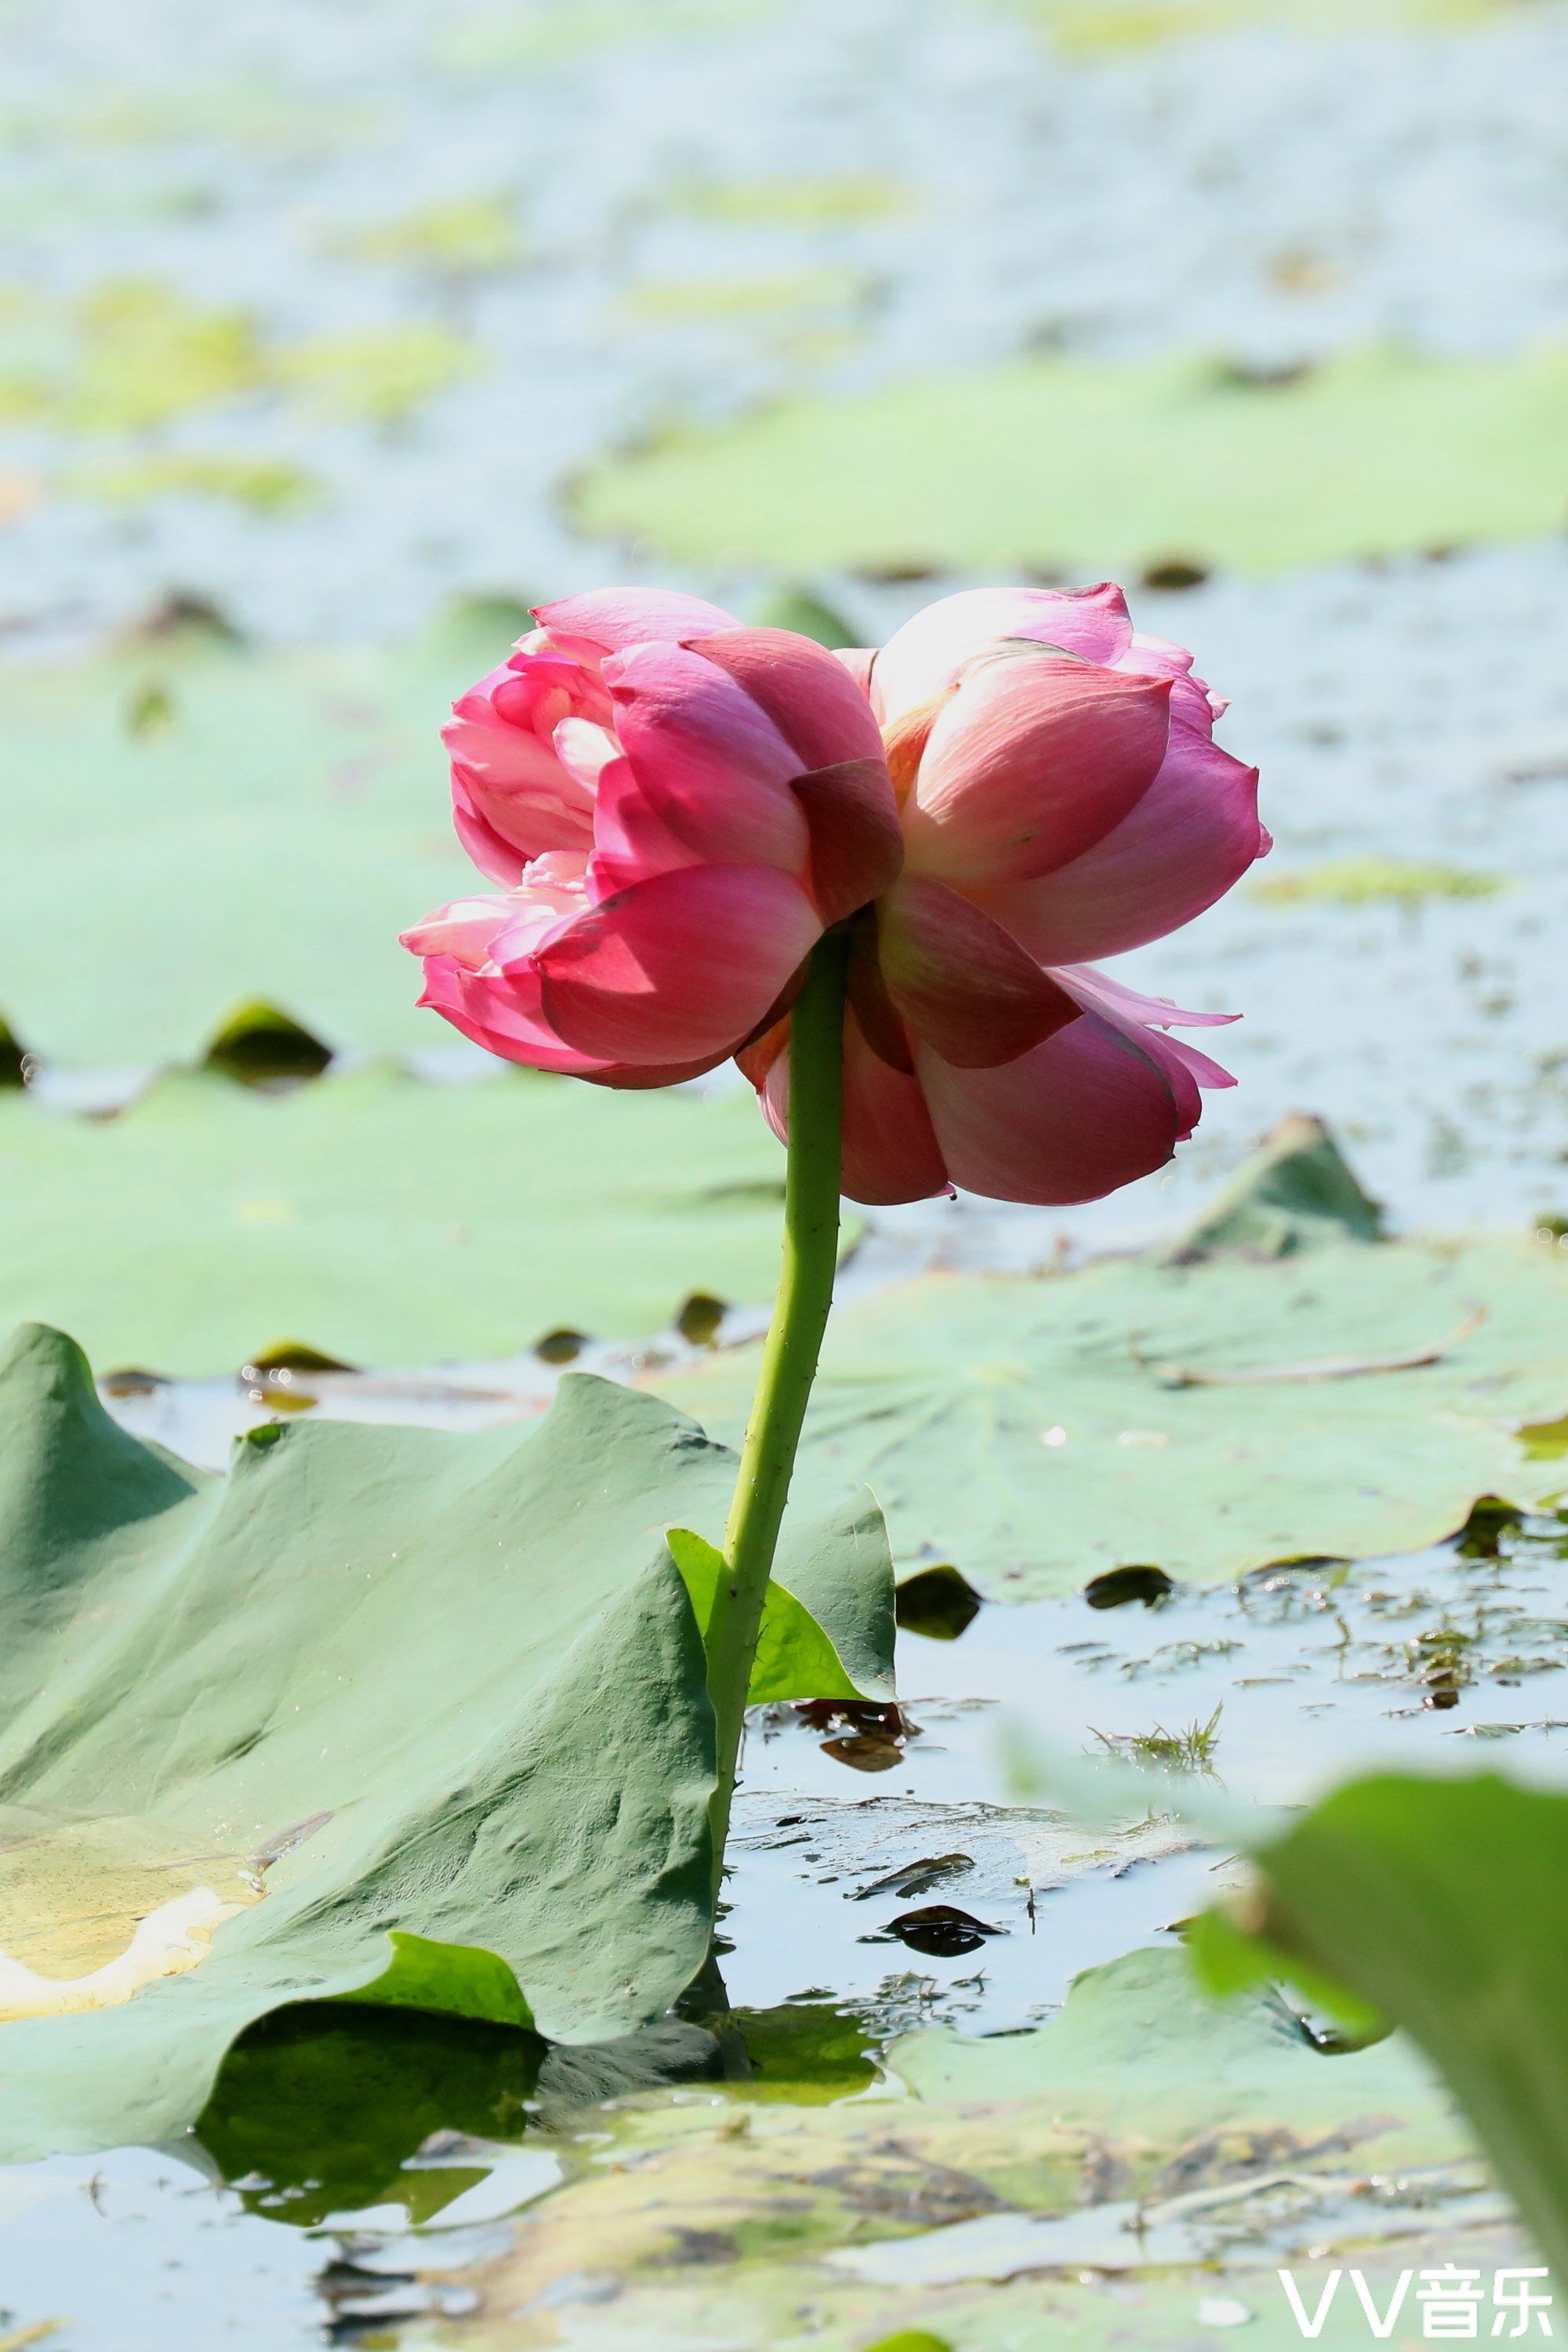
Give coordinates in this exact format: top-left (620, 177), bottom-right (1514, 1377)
top-left (644, 1127), bottom-right (1568, 1595)
top-left (575, 341), bottom-right (1568, 577)
top-left (0, 1062), bottom-right (841, 1374)
top-left (0, 1323), bottom-right (892, 2161)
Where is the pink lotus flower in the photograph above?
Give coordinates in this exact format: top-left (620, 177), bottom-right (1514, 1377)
top-left (402, 584), bottom-right (1268, 1205)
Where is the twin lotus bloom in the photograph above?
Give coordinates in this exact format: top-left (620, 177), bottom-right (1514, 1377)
top-left (401, 584), bottom-right (1269, 1207)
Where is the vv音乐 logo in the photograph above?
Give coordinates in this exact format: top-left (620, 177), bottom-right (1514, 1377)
top-left (1279, 2266), bottom-right (1552, 2339)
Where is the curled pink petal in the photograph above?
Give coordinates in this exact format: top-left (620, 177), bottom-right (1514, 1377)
top-left (917, 1014), bottom-right (1187, 1205)
top-left (552, 717), bottom-right (619, 792)
top-left (1057, 965), bottom-right (1237, 1138)
top-left (531, 586), bottom-right (737, 661)
top-left (416, 955), bottom-right (609, 1075)
top-left (488, 884), bottom-right (589, 966)
top-left (488, 655), bottom-right (612, 734)
top-left (1114, 634), bottom-right (1218, 737)
top-left (845, 924), bottom-right (913, 1072)
top-left (690, 628), bottom-right (889, 772)
top-left (1108, 1023), bottom-right (1234, 1140)
top-left (871, 583), bottom-right (1134, 722)
top-left (442, 656), bottom-right (603, 878)
top-left (604, 641), bottom-right (800, 789)
top-left (1160, 1033), bottom-right (1236, 1089)
top-left (601, 641), bottom-right (811, 875)
top-left (1148, 1029), bottom-right (1237, 1136)
top-left (1122, 630), bottom-right (1193, 675)
top-left (523, 849), bottom-right (593, 891)
top-left (1120, 630), bottom-right (1228, 731)
top-left (535, 864), bottom-right (821, 1066)
top-left (1055, 964), bottom-right (1239, 1031)
top-left (1163, 677), bottom-right (1219, 736)
top-left (758, 1005), bottom-right (949, 1206)
top-left (839, 1014), bottom-right (950, 1204)
top-left (877, 875), bottom-right (1077, 1068)
top-left (790, 757), bottom-right (905, 925)
top-left (967, 721), bottom-right (1266, 965)
top-left (401, 860), bottom-right (587, 975)
top-left (903, 657), bottom-right (1172, 886)
top-left (451, 771), bottom-right (523, 887)
top-left (416, 956), bottom-right (727, 1087)
top-left (586, 756), bottom-right (704, 898)
top-left (399, 895), bottom-right (517, 971)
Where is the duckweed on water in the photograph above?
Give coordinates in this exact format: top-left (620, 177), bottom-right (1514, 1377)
top-left (65, 452), bottom-right (323, 515)
top-left (662, 170), bottom-right (915, 227)
top-left (619, 265), bottom-right (873, 325)
top-left (1003, 0), bottom-right (1548, 49)
top-left (330, 194), bottom-right (523, 278)
top-left (1255, 855), bottom-right (1509, 907)
top-left (437, 0), bottom-right (778, 72)
top-left (269, 324), bottom-right (482, 423)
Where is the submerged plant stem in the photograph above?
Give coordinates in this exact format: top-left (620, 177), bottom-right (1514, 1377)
top-left (706, 931), bottom-right (848, 1882)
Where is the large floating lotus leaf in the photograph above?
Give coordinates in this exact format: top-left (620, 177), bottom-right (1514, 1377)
top-left (426, 1946), bottom-right (1469, 2346)
top-left (1201, 1771), bottom-right (1568, 2295)
top-left (0, 618), bottom-right (499, 1068)
top-left (0, 1063), bottom-right (831, 1374)
top-left (575, 343), bottom-right (1568, 576)
top-left (646, 1229), bottom-right (1568, 1595)
top-left (0, 1326), bottom-right (893, 2162)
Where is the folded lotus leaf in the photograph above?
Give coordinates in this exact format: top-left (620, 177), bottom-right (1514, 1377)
top-left (0, 1323), bottom-right (893, 2160)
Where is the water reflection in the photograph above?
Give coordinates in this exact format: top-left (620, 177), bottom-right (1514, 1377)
top-left (191, 1989), bottom-right (880, 2227)
top-left (894, 1564), bottom-right (984, 1641)
top-left (195, 2002), bottom-right (543, 2227)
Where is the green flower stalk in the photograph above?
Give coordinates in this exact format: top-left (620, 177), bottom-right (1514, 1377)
top-left (702, 930), bottom-right (848, 1878)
